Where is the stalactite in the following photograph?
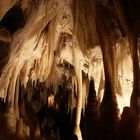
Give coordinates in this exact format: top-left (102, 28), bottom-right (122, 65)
top-left (68, 75), bottom-right (77, 114)
top-left (82, 74), bottom-right (89, 115)
top-left (97, 70), bottom-right (104, 103)
top-left (15, 76), bottom-right (19, 121)
top-left (3, 68), bottom-right (13, 101)
top-left (0, 0), bottom-right (139, 139)
top-left (20, 60), bottom-right (33, 89)
top-left (116, 39), bottom-right (133, 113)
top-left (0, 0), bottom-right (58, 102)
top-left (36, 38), bottom-right (48, 82)
top-left (44, 20), bottom-right (57, 81)
top-left (72, 41), bottom-right (83, 140)
top-left (7, 64), bottom-right (18, 105)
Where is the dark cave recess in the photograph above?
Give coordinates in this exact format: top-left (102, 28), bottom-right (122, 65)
top-left (0, 5), bottom-right (25, 34)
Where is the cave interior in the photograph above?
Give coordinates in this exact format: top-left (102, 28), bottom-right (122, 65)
top-left (0, 0), bottom-right (140, 140)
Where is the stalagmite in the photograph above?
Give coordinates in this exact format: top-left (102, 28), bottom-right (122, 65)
top-left (84, 80), bottom-right (99, 140)
top-left (118, 107), bottom-right (138, 140)
top-left (16, 118), bottom-right (28, 138)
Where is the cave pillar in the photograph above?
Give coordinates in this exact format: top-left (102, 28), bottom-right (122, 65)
top-left (95, 2), bottom-right (119, 139)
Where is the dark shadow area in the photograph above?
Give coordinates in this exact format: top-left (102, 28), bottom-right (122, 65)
top-left (0, 5), bottom-right (25, 34)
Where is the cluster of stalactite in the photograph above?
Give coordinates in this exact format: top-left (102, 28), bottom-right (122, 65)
top-left (0, 78), bottom-right (139, 140)
top-left (0, 0), bottom-right (140, 140)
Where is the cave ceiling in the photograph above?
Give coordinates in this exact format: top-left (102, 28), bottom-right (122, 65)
top-left (0, 0), bottom-right (139, 117)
